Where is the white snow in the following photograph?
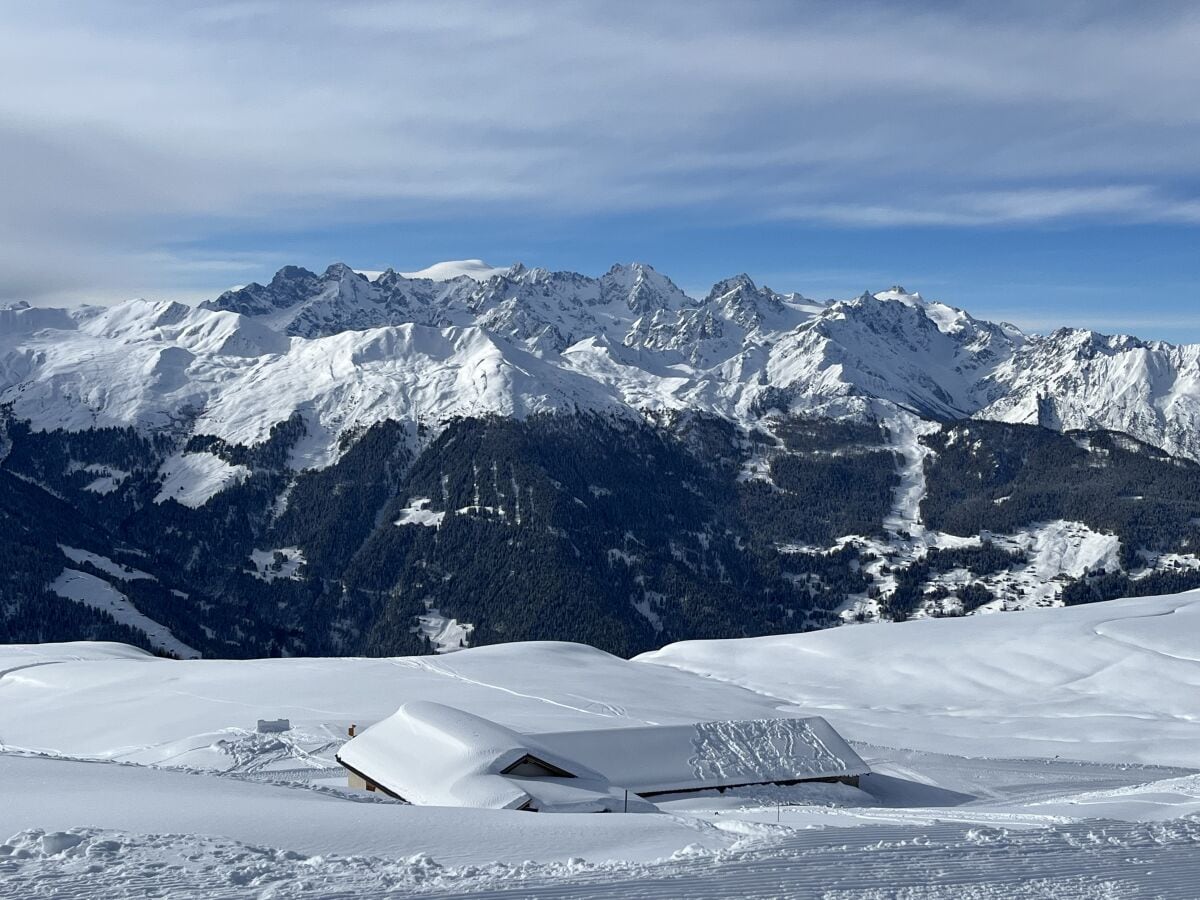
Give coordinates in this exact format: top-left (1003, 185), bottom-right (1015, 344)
top-left (978, 520), bottom-right (1123, 608)
top-left (880, 411), bottom-right (939, 538)
top-left (337, 702), bottom-right (861, 812)
top-left (535, 716), bottom-right (864, 795)
top-left (1009, 519), bottom-right (1121, 580)
top-left (79, 465), bottom-right (129, 494)
top-left (416, 607), bottom-right (474, 653)
top-left (1131, 551), bottom-right (1200, 580)
top-left (58, 545), bottom-right (155, 582)
top-left (154, 452), bottom-right (249, 508)
top-left (5, 591), bottom-right (1200, 896)
top-left (0, 754), bottom-right (701, 864)
top-left (641, 589), bottom-right (1200, 767)
top-left (338, 701), bottom-right (642, 812)
top-left (394, 497), bottom-right (446, 528)
top-left (47, 570), bottom-right (198, 659)
top-left (248, 547), bottom-right (306, 582)
top-left (7, 271), bottom-right (1200, 507)
top-left (0, 640), bottom-right (796, 769)
top-left (856, 519), bottom-right (1128, 620)
top-left (5, 809), bottom-right (1200, 898)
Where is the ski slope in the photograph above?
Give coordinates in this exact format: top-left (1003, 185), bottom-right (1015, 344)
top-left (3, 592), bottom-right (1200, 897)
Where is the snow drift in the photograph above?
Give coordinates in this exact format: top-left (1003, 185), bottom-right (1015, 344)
top-left (639, 589), bottom-right (1200, 768)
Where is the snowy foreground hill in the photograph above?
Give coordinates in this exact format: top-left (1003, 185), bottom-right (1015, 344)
top-left (5, 261), bottom-right (1200, 659)
top-left (3, 593), bottom-right (1200, 898)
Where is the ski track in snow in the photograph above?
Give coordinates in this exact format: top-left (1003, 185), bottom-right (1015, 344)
top-left (881, 411), bottom-right (938, 538)
top-left (406, 659), bottom-right (632, 722)
top-left (1090, 605), bottom-right (1200, 664)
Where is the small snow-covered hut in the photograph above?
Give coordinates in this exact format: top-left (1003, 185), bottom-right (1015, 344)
top-left (338, 701), bottom-right (867, 812)
top-left (335, 701), bottom-right (653, 813)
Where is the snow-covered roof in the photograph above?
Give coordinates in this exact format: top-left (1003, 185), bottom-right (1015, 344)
top-left (534, 715), bottom-right (867, 795)
top-left (335, 701), bottom-right (646, 813)
top-left (338, 700), bottom-right (867, 810)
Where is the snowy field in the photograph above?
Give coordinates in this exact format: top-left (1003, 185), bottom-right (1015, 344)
top-left (3, 592), bottom-right (1200, 897)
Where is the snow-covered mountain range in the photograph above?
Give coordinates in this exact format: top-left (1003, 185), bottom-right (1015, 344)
top-left (4, 261), bottom-right (1199, 471)
top-left (5, 260), bottom-right (1200, 661)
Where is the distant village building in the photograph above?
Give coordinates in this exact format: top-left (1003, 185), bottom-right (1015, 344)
top-left (336, 701), bottom-right (868, 812)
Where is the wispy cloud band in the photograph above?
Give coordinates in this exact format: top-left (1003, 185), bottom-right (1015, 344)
top-left (1, 1), bottom-right (1198, 303)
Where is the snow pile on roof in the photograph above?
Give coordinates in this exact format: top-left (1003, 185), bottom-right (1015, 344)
top-left (337, 701), bottom-right (646, 813)
top-left (535, 716), bottom-right (865, 796)
top-left (337, 700), bottom-right (865, 811)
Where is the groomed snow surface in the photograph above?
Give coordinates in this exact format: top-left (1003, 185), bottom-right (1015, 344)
top-left (4, 592), bottom-right (1200, 897)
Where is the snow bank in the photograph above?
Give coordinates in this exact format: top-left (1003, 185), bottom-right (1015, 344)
top-left (640, 590), bottom-right (1200, 768)
top-left (0, 641), bottom-right (154, 674)
top-left (0, 756), bottom-right (715, 865)
top-left (6, 760), bottom-right (1200, 898)
top-left (0, 641), bottom-right (796, 770)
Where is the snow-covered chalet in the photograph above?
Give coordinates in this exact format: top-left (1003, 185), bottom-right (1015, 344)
top-left (336, 700), bottom-right (868, 812)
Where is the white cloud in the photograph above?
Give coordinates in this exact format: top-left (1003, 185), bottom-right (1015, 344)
top-left (0, 1), bottom-right (1197, 303)
top-left (771, 186), bottom-right (1200, 227)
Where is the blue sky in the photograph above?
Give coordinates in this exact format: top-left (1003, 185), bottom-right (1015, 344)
top-left (3, 1), bottom-right (1199, 341)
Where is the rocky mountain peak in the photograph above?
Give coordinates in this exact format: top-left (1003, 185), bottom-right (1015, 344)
top-left (19, 260), bottom-right (1199, 467)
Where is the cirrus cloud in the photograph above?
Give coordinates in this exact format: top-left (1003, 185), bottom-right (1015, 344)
top-left (1, 0), bottom-right (1198, 305)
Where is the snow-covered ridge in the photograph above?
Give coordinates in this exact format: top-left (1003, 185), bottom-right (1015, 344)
top-left (639, 588), bottom-right (1200, 767)
top-left (4, 263), bottom-right (1200, 476)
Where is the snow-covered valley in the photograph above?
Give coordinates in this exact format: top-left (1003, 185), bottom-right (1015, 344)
top-left (3, 592), bottom-right (1200, 897)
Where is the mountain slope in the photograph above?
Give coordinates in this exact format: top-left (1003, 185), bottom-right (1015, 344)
top-left (5, 262), bottom-right (1200, 657)
top-left (6, 266), bottom-right (1200, 470)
